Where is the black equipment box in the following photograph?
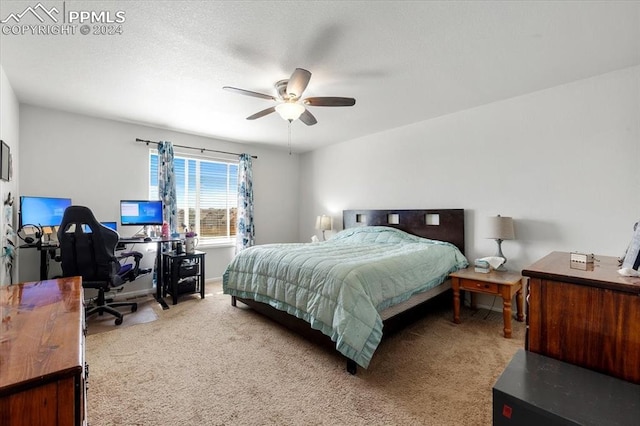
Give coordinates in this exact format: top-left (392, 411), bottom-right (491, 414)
top-left (493, 349), bottom-right (640, 426)
top-left (179, 262), bottom-right (198, 277)
top-left (176, 276), bottom-right (197, 294)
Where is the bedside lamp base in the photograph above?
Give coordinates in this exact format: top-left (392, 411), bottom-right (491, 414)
top-left (494, 239), bottom-right (508, 271)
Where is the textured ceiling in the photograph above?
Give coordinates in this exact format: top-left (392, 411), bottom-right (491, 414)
top-left (1, 1), bottom-right (639, 153)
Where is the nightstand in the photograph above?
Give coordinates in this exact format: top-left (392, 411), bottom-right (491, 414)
top-left (162, 250), bottom-right (206, 305)
top-left (449, 268), bottom-right (524, 338)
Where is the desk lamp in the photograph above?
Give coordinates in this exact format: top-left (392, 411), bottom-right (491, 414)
top-left (487, 215), bottom-right (515, 271)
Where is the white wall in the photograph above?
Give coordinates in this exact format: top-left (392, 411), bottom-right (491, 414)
top-left (300, 66), bottom-right (640, 277)
top-left (18, 105), bottom-right (300, 287)
top-left (0, 66), bottom-right (20, 285)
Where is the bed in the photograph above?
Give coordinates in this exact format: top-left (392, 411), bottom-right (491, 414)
top-left (223, 209), bottom-right (468, 373)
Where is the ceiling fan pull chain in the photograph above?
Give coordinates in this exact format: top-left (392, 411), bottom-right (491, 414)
top-left (288, 121), bottom-right (292, 155)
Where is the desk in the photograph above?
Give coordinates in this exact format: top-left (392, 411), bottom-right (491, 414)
top-left (118, 237), bottom-right (181, 310)
top-left (23, 237), bottom-right (181, 310)
top-left (19, 242), bottom-right (59, 281)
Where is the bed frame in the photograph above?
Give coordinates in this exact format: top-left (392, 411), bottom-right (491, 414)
top-left (231, 208), bottom-right (465, 374)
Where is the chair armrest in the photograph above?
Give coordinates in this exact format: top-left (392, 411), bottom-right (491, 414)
top-left (118, 251), bottom-right (143, 261)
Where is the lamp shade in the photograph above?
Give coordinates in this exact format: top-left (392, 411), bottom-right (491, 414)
top-left (315, 215), bottom-right (332, 231)
top-left (275, 102), bottom-right (305, 121)
top-left (487, 215), bottom-right (515, 240)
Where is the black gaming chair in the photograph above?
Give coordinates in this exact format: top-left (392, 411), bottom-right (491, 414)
top-left (58, 205), bottom-right (146, 325)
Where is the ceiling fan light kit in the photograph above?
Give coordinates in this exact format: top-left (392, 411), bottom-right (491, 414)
top-left (224, 68), bottom-right (356, 126)
top-left (275, 102), bottom-right (305, 121)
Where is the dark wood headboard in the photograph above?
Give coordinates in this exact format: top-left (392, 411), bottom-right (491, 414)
top-left (343, 209), bottom-right (465, 254)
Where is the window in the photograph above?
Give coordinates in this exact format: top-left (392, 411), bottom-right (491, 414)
top-left (149, 151), bottom-right (238, 243)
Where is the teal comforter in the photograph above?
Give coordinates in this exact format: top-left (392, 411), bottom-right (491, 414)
top-left (223, 226), bottom-right (468, 368)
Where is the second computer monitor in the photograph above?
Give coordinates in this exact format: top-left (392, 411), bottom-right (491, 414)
top-left (82, 221), bottom-right (118, 233)
top-left (120, 200), bottom-right (163, 226)
top-left (101, 221), bottom-right (118, 231)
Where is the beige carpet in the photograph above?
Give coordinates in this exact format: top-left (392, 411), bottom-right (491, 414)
top-left (86, 281), bottom-right (525, 425)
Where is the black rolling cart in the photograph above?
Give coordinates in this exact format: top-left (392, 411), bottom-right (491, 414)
top-left (162, 250), bottom-right (206, 305)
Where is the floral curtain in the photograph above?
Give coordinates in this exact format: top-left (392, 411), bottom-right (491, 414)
top-left (236, 153), bottom-right (255, 252)
top-left (158, 141), bottom-right (177, 235)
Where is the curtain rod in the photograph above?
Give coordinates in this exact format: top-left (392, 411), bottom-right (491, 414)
top-left (135, 138), bottom-right (257, 159)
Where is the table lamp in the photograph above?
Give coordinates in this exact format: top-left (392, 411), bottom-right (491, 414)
top-left (487, 215), bottom-right (515, 271)
top-left (315, 215), bottom-right (332, 241)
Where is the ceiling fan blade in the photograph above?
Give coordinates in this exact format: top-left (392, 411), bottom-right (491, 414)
top-left (303, 97), bottom-right (356, 107)
top-left (246, 106), bottom-right (276, 120)
top-left (223, 86), bottom-right (276, 101)
top-left (286, 68), bottom-right (312, 99)
top-left (299, 109), bottom-right (317, 126)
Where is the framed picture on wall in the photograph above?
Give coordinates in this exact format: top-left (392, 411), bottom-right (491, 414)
top-left (0, 140), bottom-right (10, 182)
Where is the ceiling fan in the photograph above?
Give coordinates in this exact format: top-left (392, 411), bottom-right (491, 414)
top-left (223, 68), bottom-right (356, 126)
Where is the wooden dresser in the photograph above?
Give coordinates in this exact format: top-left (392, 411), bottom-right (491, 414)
top-left (0, 277), bottom-right (87, 426)
top-left (522, 251), bottom-right (640, 384)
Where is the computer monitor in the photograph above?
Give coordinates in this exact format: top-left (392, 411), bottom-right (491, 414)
top-left (102, 221), bottom-right (118, 231)
top-left (120, 200), bottom-right (163, 226)
top-left (82, 221), bottom-right (118, 233)
top-left (19, 196), bottom-right (72, 228)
